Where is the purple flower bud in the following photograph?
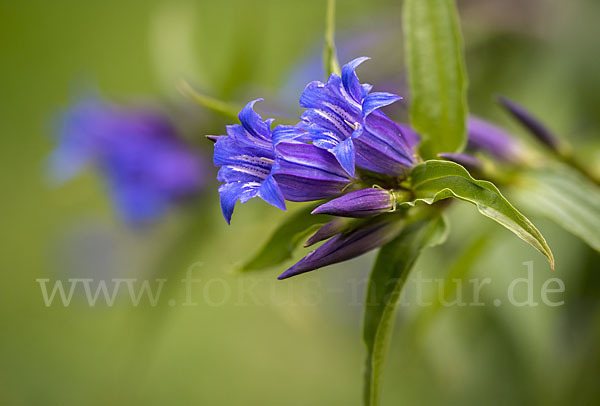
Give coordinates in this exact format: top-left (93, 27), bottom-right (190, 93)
top-left (497, 95), bottom-right (561, 152)
top-left (437, 153), bottom-right (483, 172)
top-left (278, 217), bottom-right (404, 279)
top-left (304, 218), bottom-right (352, 247)
top-left (311, 188), bottom-right (397, 218)
top-left (467, 116), bottom-right (523, 163)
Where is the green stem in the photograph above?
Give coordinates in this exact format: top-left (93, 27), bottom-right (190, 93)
top-left (178, 80), bottom-right (241, 120)
top-left (324, 0), bottom-right (341, 78)
top-left (559, 151), bottom-right (600, 186)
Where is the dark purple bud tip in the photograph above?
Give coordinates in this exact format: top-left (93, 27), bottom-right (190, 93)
top-left (497, 96), bottom-right (561, 152)
top-left (311, 188), bottom-right (395, 218)
top-left (205, 135), bottom-right (221, 143)
top-left (438, 153), bottom-right (483, 172)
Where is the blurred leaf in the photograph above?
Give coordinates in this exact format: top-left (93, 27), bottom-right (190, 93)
top-left (403, 0), bottom-right (468, 158)
top-left (403, 160), bottom-right (554, 267)
top-left (363, 214), bottom-right (448, 406)
top-left (323, 0), bottom-right (341, 78)
top-left (412, 233), bottom-right (490, 340)
top-left (514, 164), bottom-right (600, 252)
top-left (178, 80), bottom-right (241, 120)
top-left (241, 204), bottom-right (330, 272)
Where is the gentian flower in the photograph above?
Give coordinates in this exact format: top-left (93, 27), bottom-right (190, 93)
top-left (51, 98), bottom-right (205, 224)
top-left (212, 99), bottom-right (286, 224)
top-left (295, 57), bottom-right (416, 177)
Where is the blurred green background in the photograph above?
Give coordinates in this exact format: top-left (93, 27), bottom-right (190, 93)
top-left (1, 0), bottom-right (599, 404)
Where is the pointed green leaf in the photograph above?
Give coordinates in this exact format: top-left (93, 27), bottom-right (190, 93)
top-left (404, 160), bottom-right (554, 267)
top-left (363, 214), bottom-right (449, 406)
top-left (403, 0), bottom-right (468, 158)
top-left (323, 0), bottom-right (341, 78)
top-left (241, 204), bottom-right (330, 272)
top-left (514, 164), bottom-right (600, 252)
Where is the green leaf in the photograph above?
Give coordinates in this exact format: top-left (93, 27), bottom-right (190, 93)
top-left (363, 214), bottom-right (449, 406)
top-left (514, 164), bottom-right (600, 252)
top-left (241, 204), bottom-right (330, 272)
top-left (404, 160), bottom-right (554, 267)
top-left (178, 80), bottom-right (241, 121)
top-left (403, 0), bottom-right (468, 158)
top-left (323, 0), bottom-right (341, 78)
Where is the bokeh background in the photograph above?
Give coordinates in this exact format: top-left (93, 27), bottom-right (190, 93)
top-left (1, 0), bottom-right (599, 404)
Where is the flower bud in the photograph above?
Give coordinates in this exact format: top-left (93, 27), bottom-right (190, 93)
top-left (467, 116), bottom-right (524, 163)
top-left (311, 188), bottom-right (400, 218)
top-left (497, 95), bottom-right (561, 152)
top-left (278, 217), bottom-right (404, 279)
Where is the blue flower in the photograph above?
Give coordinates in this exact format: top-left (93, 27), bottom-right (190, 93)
top-left (296, 57), bottom-right (416, 176)
top-left (213, 99), bottom-right (286, 224)
top-left (51, 98), bottom-right (205, 224)
top-left (213, 103), bottom-right (356, 223)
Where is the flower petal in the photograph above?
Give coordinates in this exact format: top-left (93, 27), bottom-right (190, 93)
top-left (331, 137), bottom-right (356, 177)
top-left (273, 143), bottom-right (351, 202)
top-left (341, 56), bottom-right (370, 103)
top-left (361, 92), bottom-right (402, 118)
top-left (259, 175), bottom-right (286, 211)
top-left (218, 181), bottom-right (261, 224)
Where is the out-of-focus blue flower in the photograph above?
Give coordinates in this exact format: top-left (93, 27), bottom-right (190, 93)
top-left (51, 98), bottom-right (205, 224)
top-left (467, 116), bottom-right (524, 163)
top-left (295, 57), bottom-right (416, 177)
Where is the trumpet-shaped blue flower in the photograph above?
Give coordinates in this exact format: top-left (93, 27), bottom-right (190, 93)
top-left (297, 57), bottom-right (416, 176)
top-left (213, 99), bottom-right (286, 224)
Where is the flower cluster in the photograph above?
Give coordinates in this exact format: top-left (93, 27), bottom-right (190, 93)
top-left (211, 58), bottom-right (543, 279)
top-left (212, 58), bottom-right (420, 278)
top-left (51, 98), bottom-right (206, 224)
